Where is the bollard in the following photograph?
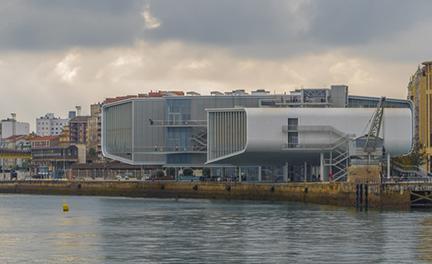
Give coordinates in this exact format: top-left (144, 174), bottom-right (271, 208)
top-left (355, 184), bottom-right (359, 209)
top-left (365, 184), bottom-right (369, 209)
top-left (270, 186), bottom-right (275, 193)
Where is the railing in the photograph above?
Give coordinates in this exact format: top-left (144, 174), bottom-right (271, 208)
top-left (133, 146), bottom-right (207, 153)
top-left (282, 125), bottom-right (354, 138)
top-left (282, 138), bottom-right (348, 150)
top-left (391, 161), bottom-right (426, 178)
top-left (150, 120), bottom-right (207, 127)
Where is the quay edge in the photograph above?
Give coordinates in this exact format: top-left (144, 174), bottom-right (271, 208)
top-left (0, 181), bottom-right (426, 210)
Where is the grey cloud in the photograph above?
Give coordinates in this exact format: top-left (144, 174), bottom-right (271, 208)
top-left (308, 0), bottom-right (431, 45)
top-left (0, 0), bottom-right (431, 61)
top-left (146, 0), bottom-right (432, 58)
top-left (0, 0), bottom-right (144, 50)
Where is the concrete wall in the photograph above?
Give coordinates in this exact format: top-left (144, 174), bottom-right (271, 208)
top-left (0, 181), bottom-right (414, 210)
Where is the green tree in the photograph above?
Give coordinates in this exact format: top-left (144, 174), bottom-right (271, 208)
top-left (151, 169), bottom-right (165, 178)
top-left (203, 168), bottom-right (211, 177)
top-left (183, 167), bottom-right (194, 176)
top-left (88, 148), bottom-right (97, 159)
top-left (166, 167), bottom-right (176, 177)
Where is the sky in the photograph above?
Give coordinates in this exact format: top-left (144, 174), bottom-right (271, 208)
top-left (1, 0), bottom-right (431, 130)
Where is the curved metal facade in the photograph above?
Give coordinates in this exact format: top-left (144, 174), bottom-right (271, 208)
top-left (207, 107), bottom-right (413, 165)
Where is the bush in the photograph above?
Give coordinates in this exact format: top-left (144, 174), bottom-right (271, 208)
top-left (182, 168), bottom-right (194, 176)
top-left (151, 170), bottom-right (165, 178)
top-left (166, 167), bottom-right (176, 177)
top-left (203, 168), bottom-right (211, 177)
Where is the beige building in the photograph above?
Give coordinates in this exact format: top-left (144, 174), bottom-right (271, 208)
top-left (408, 61), bottom-right (432, 172)
top-left (87, 103), bottom-right (102, 161)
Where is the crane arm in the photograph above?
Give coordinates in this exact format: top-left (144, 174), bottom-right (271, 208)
top-left (364, 97), bottom-right (386, 153)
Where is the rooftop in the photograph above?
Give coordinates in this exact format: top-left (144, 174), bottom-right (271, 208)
top-left (29, 135), bottom-right (59, 141)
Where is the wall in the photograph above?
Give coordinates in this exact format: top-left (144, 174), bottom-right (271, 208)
top-left (0, 181), bottom-right (413, 210)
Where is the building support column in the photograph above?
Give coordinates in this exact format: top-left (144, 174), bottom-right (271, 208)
top-left (258, 166), bottom-right (262, 182)
top-left (320, 152), bottom-right (324, 182)
top-left (238, 167), bottom-right (242, 183)
top-left (387, 152), bottom-right (391, 180)
top-left (283, 162), bottom-right (289, 182)
top-left (304, 161), bottom-right (307, 182)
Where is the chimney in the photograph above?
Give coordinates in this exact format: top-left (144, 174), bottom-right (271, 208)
top-left (75, 106), bottom-right (82, 116)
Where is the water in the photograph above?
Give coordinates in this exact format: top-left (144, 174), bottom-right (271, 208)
top-left (1, 195), bottom-right (432, 264)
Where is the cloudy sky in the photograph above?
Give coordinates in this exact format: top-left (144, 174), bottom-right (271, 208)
top-left (1, 0), bottom-right (431, 129)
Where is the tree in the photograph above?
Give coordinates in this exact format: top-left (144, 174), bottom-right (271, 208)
top-left (151, 170), bottom-right (165, 178)
top-left (166, 167), bottom-right (176, 177)
top-left (183, 167), bottom-right (194, 176)
top-left (203, 168), bottom-right (211, 177)
top-left (88, 148), bottom-right (97, 159)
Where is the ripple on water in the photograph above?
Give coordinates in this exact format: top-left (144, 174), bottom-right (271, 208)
top-left (0, 195), bottom-right (432, 263)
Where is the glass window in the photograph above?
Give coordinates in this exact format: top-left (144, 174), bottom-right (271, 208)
top-left (288, 118), bottom-right (298, 131)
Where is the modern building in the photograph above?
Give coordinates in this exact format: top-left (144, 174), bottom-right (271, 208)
top-left (206, 107), bottom-right (412, 181)
top-left (36, 113), bottom-right (69, 136)
top-left (408, 61), bottom-right (432, 173)
top-left (0, 117), bottom-right (30, 140)
top-left (102, 86), bottom-right (411, 181)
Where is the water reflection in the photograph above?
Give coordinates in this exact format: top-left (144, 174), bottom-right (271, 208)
top-left (1, 195), bottom-right (432, 263)
top-left (417, 216), bottom-right (432, 262)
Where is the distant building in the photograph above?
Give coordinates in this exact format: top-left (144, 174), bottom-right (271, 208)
top-left (2, 135), bottom-right (31, 150)
top-left (31, 144), bottom-right (86, 178)
top-left (68, 111), bottom-right (77, 119)
top-left (69, 116), bottom-right (90, 144)
top-left (0, 135), bottom-right (31, 169)
top-left (408, 61), bottom-right (432, 173)
top-left (0, 117), bottom-right (30, 140)
top-left (30, 135), bottom-right (60, 149)
top-left (36, 113), bottom-right (69, 136)
top-left (58, 125), bottom-right (70, 147)
top-left (87, 103), bottom-right (102, 160)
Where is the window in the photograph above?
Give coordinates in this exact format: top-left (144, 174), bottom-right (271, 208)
top-left (287, 118), bottom-right (298, 148)
top-left (288, 118), bottom-right (298, 131)
top-left (288, 132), bottom-right (298, 148)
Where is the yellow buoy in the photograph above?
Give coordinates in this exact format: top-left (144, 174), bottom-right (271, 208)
top-left (62, 203), bottom-right (70, 212)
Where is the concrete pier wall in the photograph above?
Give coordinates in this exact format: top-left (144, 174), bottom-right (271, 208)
top-left (0, 181), bottom-right (417, 210)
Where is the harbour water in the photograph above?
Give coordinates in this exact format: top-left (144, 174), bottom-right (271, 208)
top-left (1, 194), bottom-right (432, 263)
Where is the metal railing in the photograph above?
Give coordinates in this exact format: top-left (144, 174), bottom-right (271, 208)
top-left (133, 146), bottom-right (207, 153)
top-left (282, 138), bottom-right (348, 150)
top-left (150, 120), bottom-right (207, 127)
top-left (282, 125), bottom-right (353, 137)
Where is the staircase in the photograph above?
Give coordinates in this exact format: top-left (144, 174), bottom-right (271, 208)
top-left (324, 138), bottom-right (350, 182)
top-left (191, 128), bottom-right (207, 151)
